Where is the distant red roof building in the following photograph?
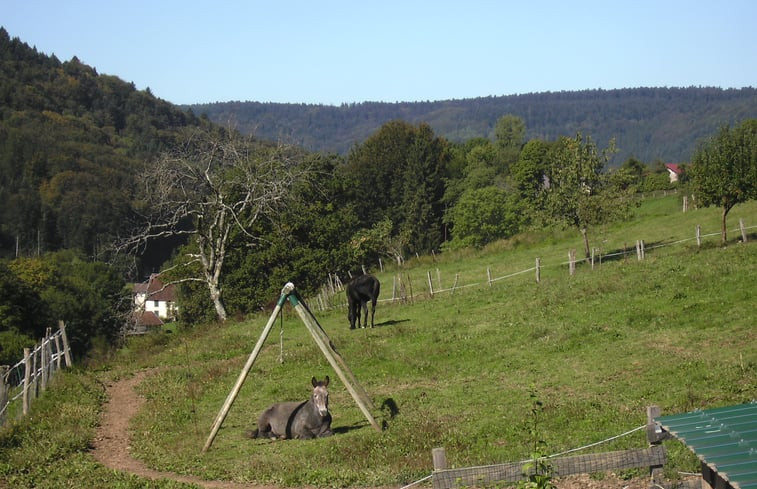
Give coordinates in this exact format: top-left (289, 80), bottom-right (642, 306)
top-left (665, 163), bottom-right (685, 183)
top-left (130, 274), bottom-right (178, 333)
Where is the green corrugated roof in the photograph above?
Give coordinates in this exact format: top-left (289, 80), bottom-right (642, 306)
top-left (655, 401), bottom-right (757, 489)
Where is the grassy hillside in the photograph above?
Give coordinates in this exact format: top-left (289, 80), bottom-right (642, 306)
top-left (2, 195), bottom-right (755, 488)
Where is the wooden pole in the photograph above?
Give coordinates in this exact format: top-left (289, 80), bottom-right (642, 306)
top-left (291, 291), bottom-right (375, 411)
top-left (739, 218), bottom-right (747, 243)
top-left (23, 348), bottom-right (31, 415)
top-left (487, 267), bottom-right (492, 287)
top-left (535, 258), bottom-right (541, 283)
top-left (53, 332), bottom-right (62, 370)
top-left (288, 291), bottom-right (381, 432)
top-left (427, 271), bottom-right (434, 297)
top-left (0, 365), bottom-right (8, 426)
top-left (40, 333), bottom-right (48, 392)
top-left (31, 346), bottom-right (38, 399)
top-left (202, 283), bottom-right (294, 452)
top-left (696, 225), bottom-right (702, 248)
top-left (432, 447), bottom-right (448, 471)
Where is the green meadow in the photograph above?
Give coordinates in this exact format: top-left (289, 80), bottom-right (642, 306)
top-left (2, 194), bottom-right (755, 488)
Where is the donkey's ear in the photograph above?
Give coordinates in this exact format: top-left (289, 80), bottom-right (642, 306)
top-left (324, 375), bottom-right (329, 387)
top-left (311, 376), bottom-right (317, 387)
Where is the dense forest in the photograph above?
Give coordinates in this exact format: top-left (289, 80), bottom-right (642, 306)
top-left (188, 87), bottom-right (757, 164)
top-left (1, 27), bottom-right (754, 364)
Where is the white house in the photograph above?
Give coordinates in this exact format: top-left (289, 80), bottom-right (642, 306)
top-left (665, 163), bottom-right (684, 183)
top-left (132, 274), bottom-right (178, 331)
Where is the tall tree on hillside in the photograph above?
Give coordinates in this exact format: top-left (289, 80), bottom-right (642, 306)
top-left (510, 138), bottom-right (552, 219)
top-left (120, 127), bottom-right (304, 321)
top-left (543, 133), bottom-right (633, 258)
top-left (690, 119), bottom-right (757, 244)
top-left (344, 121), bottom-right (449, 256)
top-left (493, 114), bottom-right (526, 173)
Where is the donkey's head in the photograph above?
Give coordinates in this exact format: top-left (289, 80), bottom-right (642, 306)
top-left (310, 376), bottom-right (330, 417)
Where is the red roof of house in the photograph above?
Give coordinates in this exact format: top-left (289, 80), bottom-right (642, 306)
top-left (665, 163), bottom-right (684, 174)
top-left (135, 274), bottom-right (177, 302)
top-left (134, 310), bottom-right (164, 327)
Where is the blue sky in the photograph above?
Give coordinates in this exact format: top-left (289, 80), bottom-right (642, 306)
top-left (3, 1), bottom-right (756, 106)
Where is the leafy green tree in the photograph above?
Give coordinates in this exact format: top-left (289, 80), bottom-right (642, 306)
top-left (444, 186), bottom-right (521, 249)
top-left (344, 121), bottom-right (450, 256)
top-left (511, 139), bottom-right (552, 220)
top-left (690, 119), bottom-right (757, 244)
top-left (543, 134), bottom-right (633, 258)
top-left (6, 252), bottom-right (127, 360)
top-left (493, 114), bottom-right (526, 173)
top-left (220, 153), bottom-right (359, 316)
top-left (0, 261), bottom-right (45, 364)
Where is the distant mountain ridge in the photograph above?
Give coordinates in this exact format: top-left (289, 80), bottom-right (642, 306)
top-left (188, 86), bottom-right (757, 164)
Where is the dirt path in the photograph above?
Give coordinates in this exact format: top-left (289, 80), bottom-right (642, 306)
top-left (92, 369), bottom-right (272, 489)
top-left (91, 370), bottom-right (688, 489)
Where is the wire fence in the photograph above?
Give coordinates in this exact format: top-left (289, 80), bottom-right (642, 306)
top-left (0, 321), bottom-right (72, 427)
top-left (311, 217), bottom-right (755, 312)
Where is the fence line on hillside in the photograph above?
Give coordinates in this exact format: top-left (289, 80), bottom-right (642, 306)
top-left (0, 321), bottom-right (72, 427)
top-left (310, 217), bottom-right (755, 311)
top-left (409, 405), bottom-right (689, 489)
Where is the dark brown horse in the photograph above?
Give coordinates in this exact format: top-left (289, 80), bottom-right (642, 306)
top-left (346, 274), bottom-right (380, 329)
top-left (250, 376), bottom-right (332, 440)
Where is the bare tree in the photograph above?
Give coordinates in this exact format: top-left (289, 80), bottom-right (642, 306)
top-left (122, 127), bottom-right (304, 321)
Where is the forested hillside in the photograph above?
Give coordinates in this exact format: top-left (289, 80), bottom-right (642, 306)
top-left (0, 28), bottom-right (209, 260)
top-left (189, 86), bottom-right (757, 163)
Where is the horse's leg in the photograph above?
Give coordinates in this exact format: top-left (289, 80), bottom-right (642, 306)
top-left (370, 299), bottom-right (376, 328)
top-left (361, 300), bottom-right (368, 328)
top-left (348, 300), bottom-right (356, 329)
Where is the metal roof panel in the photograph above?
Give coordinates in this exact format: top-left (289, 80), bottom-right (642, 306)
top-left (656, 401), bottom-right (757, 489)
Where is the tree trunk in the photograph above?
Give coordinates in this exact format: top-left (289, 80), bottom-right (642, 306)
top-left (209, 283), bottom-right (228, 322)
top-left (581, 227), bottom-right (591, 259)
top-left (721, 206), bottom-right (730, 245)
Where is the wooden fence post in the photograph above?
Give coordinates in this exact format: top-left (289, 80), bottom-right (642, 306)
top-left (646, 405), bottom-right (668, 487)
top-left (487, 267), bottom-right (492, 287)
top-left (636, 240), bottom-right (645, 261)
top-left (427, 271), bottom-right (434, 297)
top-left (535, 257), bottom-right (541, 283)
top-left (0, 365), bottom-right (8, 426)
top-left (53, 332), bottom-right (62, 370)
top-left (682, 195), bottom-right (688, 212)
top-left (696, 225), bottom-right (702, 248)
top-left (569, 250), bottom-right (576, 276)
top-left (433, 447), bottom-right (447, 471)
top-left (739, 218), bottom-right (747, 243)
top-left (23, 348), bottom-right (31, 415)
top-left (451, 273), bottom-right (459, 294)
top-left (40, 335), bottom-right (48, 392)
top-left (58, 321), bottom-right (72, 367)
